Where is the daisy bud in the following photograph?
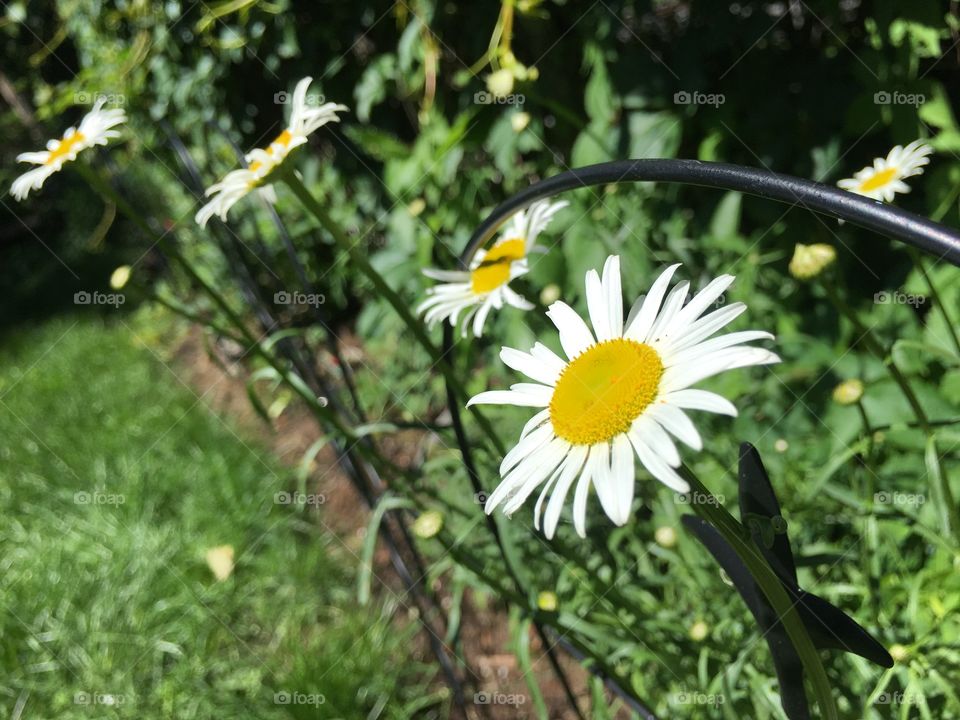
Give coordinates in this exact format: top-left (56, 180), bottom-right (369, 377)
top-left (832, 379), bottom-right (864, 406)
top-left (688, 620), bottom-right (709, 642)
top-left (774, 438), bottom-right (789, 453)
top-left (537, 591), bottom-right (558, 612)
top-left (511, 112), bottom-right (531, 133)
top-left (889, 644), bottom-right (909, 663)
top-left (486, 68), bottom-right (515, 98)
top-left (539, 283), bottom-right (561, 306)
top-left (205, 545), bottom-right (235, 581)
top-left (789, 243), bottom-right (836, 279)
top-left (654, 525), bottom-right (678, 548)
top-left (110, 265), bottom-right (131, 290)
top-left (412, 510), bottom-right (443, 539)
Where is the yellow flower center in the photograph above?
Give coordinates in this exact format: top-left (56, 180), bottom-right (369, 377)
top-left (549, 339), bottom-right (664, 446)
top-left (860, 167), bottom-right (897, 192)
top-left (45, 132), bottom-right (86, 166)
top-left (470, 238), bottom-right (526, 294)
top-left (248, 129), bottom-right (294, 174)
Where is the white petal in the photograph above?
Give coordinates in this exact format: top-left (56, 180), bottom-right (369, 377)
top-left (588, 442), bottom-right (620, 524)
top-left (667, 303), bottom-right (747, 352)
top-left (519, 408), bottom-right (551, 440)
top-left (546, 301), bottom-right (595, 360)
top-left (585, 268), bottom-right (611, 342)
top-left (667, 274), bottom-right (736, 338)
top-left (467, 389), bottom-right (550, 408)
top-left (647, 281), bottom-right (689, 343)
top-left (632, 414), bottom-right (681, 465)
top-left (501, 347), bottom-right (563, 386)
top-left (647, 404), bottom-right (702, 450)
top-left (628, 431), bottom-right (690, 493)
top-left (609, 435), bottom-right (635, 525)
top-left (572, 449), bottom-right (595, 538)
top-left (503, 439), bottom-right (568, 516)
top-left (543, 445), bottom-right (588, 539)
top-left (663, 331), bottom-right (774, 365)
top-left (602, 255), bottom-right (623, 339)
top-left (500, 424), bottom-right (554, 475)
top-left (663, 389), bottom-right (738, 416)
top-left (624, 263), bottom-right (681, 342)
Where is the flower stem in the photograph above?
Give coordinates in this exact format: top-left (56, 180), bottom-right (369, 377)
top-left (822, 281), bottom-right (960, 544)
top-left (280, 171), bottom-right (507, 455)
top-left (906, 246), bottom-right (960, 357)
top-left (681, 468), bottom-right (839, 720)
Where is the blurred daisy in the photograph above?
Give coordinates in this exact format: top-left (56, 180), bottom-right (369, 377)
top-left (10, 99), bottom-right (126, 201)
top-left (469, 256), bottom-right (779, 538)
top-left (196, 77), bottom-right (347, 227)
top-left (417, 199), bottom-right (567, 337)
top-left (837, 140), bottom-right (933, 202)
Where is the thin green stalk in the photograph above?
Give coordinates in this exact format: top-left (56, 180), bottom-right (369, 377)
top-left (906, 246), bottom-right (960, 357)
top-left (280, 171), bottom-right (507, 455)
top-left (681, 468), bottom-right (839, 720)
top-left (822, 281), bottom-right (960, 543)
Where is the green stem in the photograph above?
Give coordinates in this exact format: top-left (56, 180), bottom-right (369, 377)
top-left (823, 281), bottom-right (960, 544)
top-left (281, 171), bottom-right (506, 455)
top-left (906, 247), bottom-right (960, 358)
top-left (682, 468), bottom-right (839, 720)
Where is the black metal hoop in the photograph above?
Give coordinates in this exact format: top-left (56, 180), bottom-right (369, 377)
top-left (458, 159), bottom-right (960, 267)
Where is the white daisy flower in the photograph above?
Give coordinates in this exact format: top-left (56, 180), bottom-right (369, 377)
top-left (468, 256), bottom-right (779, 538)
top-left (837, 140), bottom-right (933, 202)
top-left (417, 199), bottom-right (567, 337)
top-left (196, 76), bottom-right (347, 227)
top-left (10, 99), bottom-right (126, 201)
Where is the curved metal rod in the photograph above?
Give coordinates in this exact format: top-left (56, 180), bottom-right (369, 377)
top-left (459, 159), bottom-right (960, 267)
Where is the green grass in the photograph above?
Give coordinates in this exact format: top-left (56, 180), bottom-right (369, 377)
top-left (0, 315), bottom-right (437, 719)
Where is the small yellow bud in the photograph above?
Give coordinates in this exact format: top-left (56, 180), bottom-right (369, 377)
top-left (408, 197), bottom-right (426, 217)
top-left (537, 591), bottom-right (558, 612)
top-left (688, 620), bottom-right (709, 642)
top-left (789, 243), bottom-right (836, 279)
top-left (412, 510), bottom-right (443, 539)
top-left (654, 526), bottom-right (677, 548)
top-left (205, 545), bottom-right (235, 581)
top-left (540, 283), bottom-right (561, 306)
top-left (110, 265), bottom-right (131, 290)
top-left (889, 644), bottom-right (909, 663)
top-left (486, 68), bottom-right (515, 98)
top-left (774, 438), bottom-right (789, 453)
top-left (832, 379), bottom-right (864, 406)
top-left (511, 112), bottom-right (531, 133)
